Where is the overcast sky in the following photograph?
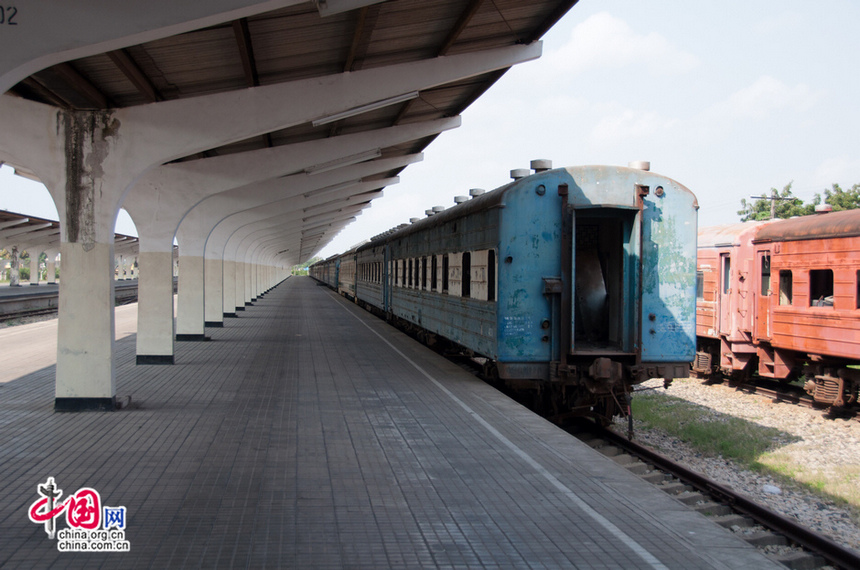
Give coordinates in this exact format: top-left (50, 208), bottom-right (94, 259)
top-left (2, 0), bottom-right (858, 262)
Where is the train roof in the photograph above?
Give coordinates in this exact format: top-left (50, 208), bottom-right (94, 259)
top-left (358, 164), bottom-right (695, 252)
top-left (357, 178), bottom-right (512, 252)
top-left (753, 208), bottom-right (860, 243)
top-left (698, 221), bottom-right (769, 248)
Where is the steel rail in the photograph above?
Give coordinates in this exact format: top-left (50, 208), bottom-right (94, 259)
top-left (595, 425), bottom-right (860, 570)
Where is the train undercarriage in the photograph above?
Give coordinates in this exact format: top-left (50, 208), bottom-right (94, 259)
top-left (693, 338), bottom-right (859, 411)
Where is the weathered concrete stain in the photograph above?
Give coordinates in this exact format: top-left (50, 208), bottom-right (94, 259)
top-left (62, 111), bottom-right (120, 250)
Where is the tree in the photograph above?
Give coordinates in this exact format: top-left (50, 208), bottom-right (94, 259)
top-left (737, 182), bottom-right (811, 221)
top-left (810, 183), bottom-right (860, 212)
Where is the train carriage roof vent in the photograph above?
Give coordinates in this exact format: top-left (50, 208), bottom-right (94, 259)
top-left (469, 188), bottom-right (485, 198)
top-left (628, 160), bottom-right (651, 171)
top-left (815, 204), bottom-right (833, 214)
top-left (432, 206), bottom-right (445, 213)
top-left (530, 159), bottom-right (552, 172)
top-left (454, 196), bottom-right (469, 204)
top-left (409, 217), bottom-right (420, 224)
top-left (425, 209), bottom-right (435, 217)
top-left (511, 168), bottom-right (530, 180)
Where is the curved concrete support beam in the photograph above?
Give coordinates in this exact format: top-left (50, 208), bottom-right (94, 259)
top-left (176, 155), bottom-right (418, 338)
top-left (217, 179), bottom-right (389, 315)
top-left (0, 0), bottom-right (306, 94)
top-left (125, 116), bottom-right (459, 254)
top-left (0, 27), bottom-right (539, 409)
top-left (130, 119), bottom-right (454, 358)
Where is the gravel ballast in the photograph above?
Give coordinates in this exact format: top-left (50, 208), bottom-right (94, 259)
top-left (620, 378), bottom-right (860, 552)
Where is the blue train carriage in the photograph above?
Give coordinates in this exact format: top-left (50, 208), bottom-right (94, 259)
top-left (363, 161), bottom-right (697, 421)
top-left (498, 162), bottom-right (698, 419)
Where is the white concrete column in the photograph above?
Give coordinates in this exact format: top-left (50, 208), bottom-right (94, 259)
top-left (28, 249), bottom-right (40, 285)
top-left (45, 250), bottom-right (58, 284)
top-left (126, 118), bottom-right (458, 345)
top-left (203, 256), bottom-right (224, 327)
top-left (0, 39), bottom-right (540, 407)
top-left (8, 245), bottom-right (19, 286)
top-left (222, 259), bottom-right (238, 318)
top-left (178, 154), bottom-right (417, 335)
top-left (235, 261), bottom-right (247, 312)
top-left (135, 250), bottom-right (176, 363)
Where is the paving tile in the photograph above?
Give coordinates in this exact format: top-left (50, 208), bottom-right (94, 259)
top-left (0, 277), bottom-right (782, 569)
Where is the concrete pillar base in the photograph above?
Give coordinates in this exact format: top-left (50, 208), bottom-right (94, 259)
top-left (176, 334), bottom-right (210, 341)
top-left (56, 241), bottom-right (115, 404)
top-left (246, 301), bottom-right (254, 306)
top-left (30, 283), bottom-right (39, 286)
top-left (224, 312), bottom-right (238, 318)
top-left (55, 397), bottom-right (116, 412)
top-left (136, 354), bottom-right (175, 365)
top-left (204, 321), bottom-right (224, 328)
top-left (236, 306), bottom-right (245, 311)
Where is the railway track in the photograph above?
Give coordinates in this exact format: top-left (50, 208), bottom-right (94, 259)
top-left (700, 374), bottom-right (859, 422)
top-left (563, 419), bottom-right (860, 570)
top-left (444, 350), bottom-right (860, 567)
top-left (0, 281), bottom-right (142, 323)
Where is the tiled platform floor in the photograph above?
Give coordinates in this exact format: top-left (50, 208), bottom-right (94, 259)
top-left (0, 276), bottom-right (780, 568)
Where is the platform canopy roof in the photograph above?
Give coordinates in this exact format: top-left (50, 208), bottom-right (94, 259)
top-left (3, 0), bottom-right (578, 264)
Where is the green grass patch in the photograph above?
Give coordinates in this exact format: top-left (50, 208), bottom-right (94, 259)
top-left (630, 389), bottom-right (860, 513)
top-left (631, 391), bottom-right (795, 466)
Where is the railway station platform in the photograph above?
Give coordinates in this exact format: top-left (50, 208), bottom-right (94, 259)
top-left (0, 277), bottom-right (780, 569)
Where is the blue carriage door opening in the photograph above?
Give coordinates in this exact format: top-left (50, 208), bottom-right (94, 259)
top-left (639, 189), bottom-right (698, 363)
top-left (571, 210), bottom-right (638, 355)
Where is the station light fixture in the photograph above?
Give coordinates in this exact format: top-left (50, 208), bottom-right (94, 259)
top-left (303, 179), bottom-right (362, 199)
top-left (311, 92), bottom-right (419, 127)
top-left (304, 148), bottom-right (382, 175)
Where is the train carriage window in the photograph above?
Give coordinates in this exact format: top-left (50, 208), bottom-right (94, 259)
top-left (414, 258), bottom-right (420, 289)
top-left (809, 269), bottom-right (834, 307)
top-left (722, 255), bottom-right (731, 294)
top-left (779, 270), bottom-right (793, 305)
top-left (760, 255), bottom-right (771, 296)
top-left (462, 252), bottom-right (471, 298)
top-left (443, 255), bottom-right (449, 293)
top-left (408, 259), bottom-right (413, 287)
top-left (488, 250), bottom-right (496, 302)
top-left (431, 256), bottom-right (437, 291)
top-left (422, 257), bottom-right (428, 290)
top-left (696, 271), bottom-right (704, 300)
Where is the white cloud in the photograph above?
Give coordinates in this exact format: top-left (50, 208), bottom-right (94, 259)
top-left (722, 75), bottom-right (821, 120)
top-left (590, 107), bottom-right (678, 147)
top-left (812, 156), bottom-right (860, 187)
top-left (546, 12), bottom-right (699, 76)
top-left (755, 10), bottom-right (804, 35)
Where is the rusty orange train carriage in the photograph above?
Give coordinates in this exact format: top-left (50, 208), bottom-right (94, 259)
top-left (694, 208), bottom-right (860, 409)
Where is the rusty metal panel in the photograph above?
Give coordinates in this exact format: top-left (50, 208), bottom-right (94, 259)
top-left (754, 208), bottom-right (860, 242)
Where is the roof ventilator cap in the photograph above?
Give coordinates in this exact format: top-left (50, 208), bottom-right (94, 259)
top-left (531, 159), bottom-right (552, 172)
top-left (409, 217), bottom-right (420, 224)
top-left (628, 160), bottom-right (651, 171)
top-left (454, 196), bottom-right (469, 204)
top-left (815, 204), bottom-right (833, 214)
top-left (510, 168), bottom-right (530, 180)
top-left (425, 209), bottom-right (434, 217)
top-left (469, 188), bottom-right (485, 198)
top-left (432, 206), bottom-right (445, 214)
